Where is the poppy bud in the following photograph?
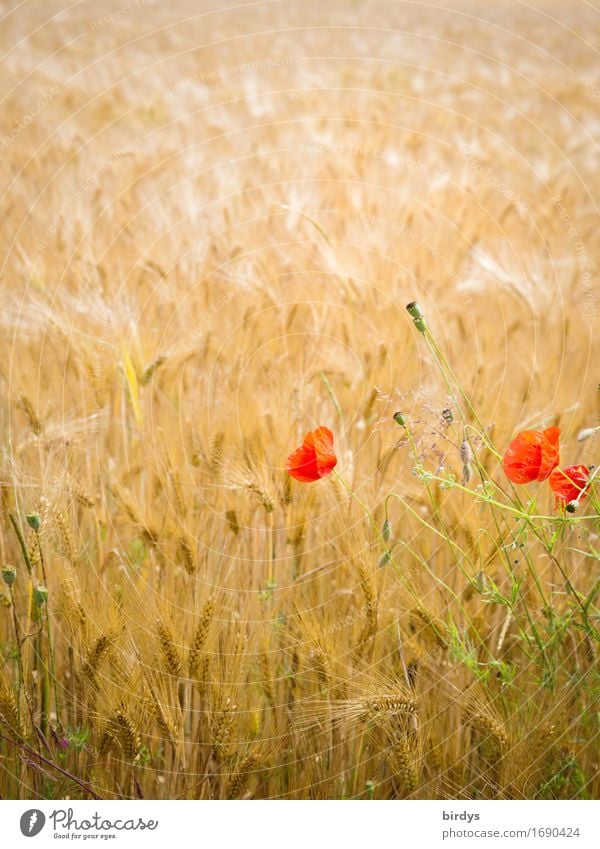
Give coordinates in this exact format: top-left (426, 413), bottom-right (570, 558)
top-left (460, 440), bottom-right (473, 465)
top-left (378, 551), bottom-right (391, 568)
top-left (405, 302), bottom-right (424, 320)
top-left (382, 519), bottom-right (392, 542)
top-left (26, 512), bottom-right (41, 530)
top-left (2, 565), bottom-right (17, 586)
top-left (393, 411), bottom-right (405, 427)
top-left (565, 500), bottom-right (579, 513)
top-left (406, 302), bottom-right (427, 333)
top-left (33, 585), bottom-right (48, 606)
top-left (475, 571), bottom-right (488, 593)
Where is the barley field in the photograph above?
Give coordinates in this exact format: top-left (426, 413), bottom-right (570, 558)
top-left (0, 0), bottom-right (599, 801)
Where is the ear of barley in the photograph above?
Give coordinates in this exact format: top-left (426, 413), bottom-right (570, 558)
top-left (112, 708), bottom-right (141, 760)
top-left (141, 355), bottom-right (167, 386)
top-left (310, 645), bottom-right (332, 689)
top-left (0, 684), bottom-right (26, 738)
top-left (169, 467), bottom-right (186, 518)
top-left (225, 509), bottom-right (240, 535)
top-left (72, 485), bottom-right (96, 508)
top-left (410, 607), bottom-right (448, 650)
top-left (287, 648), bottom-right (300, 707)
top-left (361, 695), bottom-right (417, 721)
top-left (18, 395), bottom-right (41, 435)
top-left (227, 750), bottom-right (260, 799)
top-left (188, 599), bottom-right (214, 678)
top-left (259, 650), bottom-right (275, 709)
top-left (59, 579), bottom-right (87, 633)
top-left (83, 631), bottom-right (114, 681)
top-left (247, 482), bottom-right (274, 513)
top-left (98, 729), bottom-right (115, 756)
top-left (177, 534), bottom-right (196, 574)
top-left (210, 433), bottom-right (225, 473)
top-left (54, 511), bottom-right (76, 565)
top-left (234, 626), bottom-right (248, 660)
top-left (112, 484), bottom-right (159, 545)
top-left (469, 711), bottom-right (508, 756)
top-left (194, 654), bottom-right (211, 694)
top-left (147, 687), bottom-right (177, 744)
top-left (156, 623), bottom-right (182, 677)
top-left (211, 697), bottom-right (236, 759)
top-left (357, 561), bottom-right (377, 641)
top-left (390, 735), bottom-right (419, 793)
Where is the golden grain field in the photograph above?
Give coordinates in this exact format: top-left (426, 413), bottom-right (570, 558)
top-left (0, 0), bottom-right (599, 800)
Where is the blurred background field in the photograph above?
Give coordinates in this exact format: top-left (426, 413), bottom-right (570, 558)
top-left (0, 0), bottom-right (598, 799)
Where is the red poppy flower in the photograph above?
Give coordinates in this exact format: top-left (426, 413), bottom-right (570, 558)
top-left (286, 426), bottom-right (337, 482)
top-left (503, 427), bottom-right (560, 484)
top-left (549, 464), bottom-right (590, 506)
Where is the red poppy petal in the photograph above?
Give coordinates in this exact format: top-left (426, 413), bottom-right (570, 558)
top-left (286, 426), bottom-right (337, 483)
top-left (286, 442), bottom-right (320, 482)
top-left (549, 465), bottom-right (589, 504)
top-left (312, 426), bottom-right (337, 478)
top-left (543, 426), bottom-right (560, 449)
top-left (537, 427), bottom-right (561, 481)
top-left (503, 431), bottom-right (542, 483)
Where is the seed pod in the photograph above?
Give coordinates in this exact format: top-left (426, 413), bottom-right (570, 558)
top-left (33, 586), bottom-right (48, 606)
top-left (460, 440), bottom-right (473, 465)
top-left (406, 302), bottom-right (427, 333)
top-left (405, 302), bottom-right (424, 320)
top-left (378, 551), bottom-right (391, 568)
top-left (475, 571), bottom-right (488, 594)
top-left (26, 513), bottom-right (41, 531)
top-left (1, 566), bottom-right (17, 587)
top-left (382, 519), bottom-right (392, 542)
top-left (566, 500), bottom-right (579, 513)
top-left (393, 411), bottom-right (405, 427)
